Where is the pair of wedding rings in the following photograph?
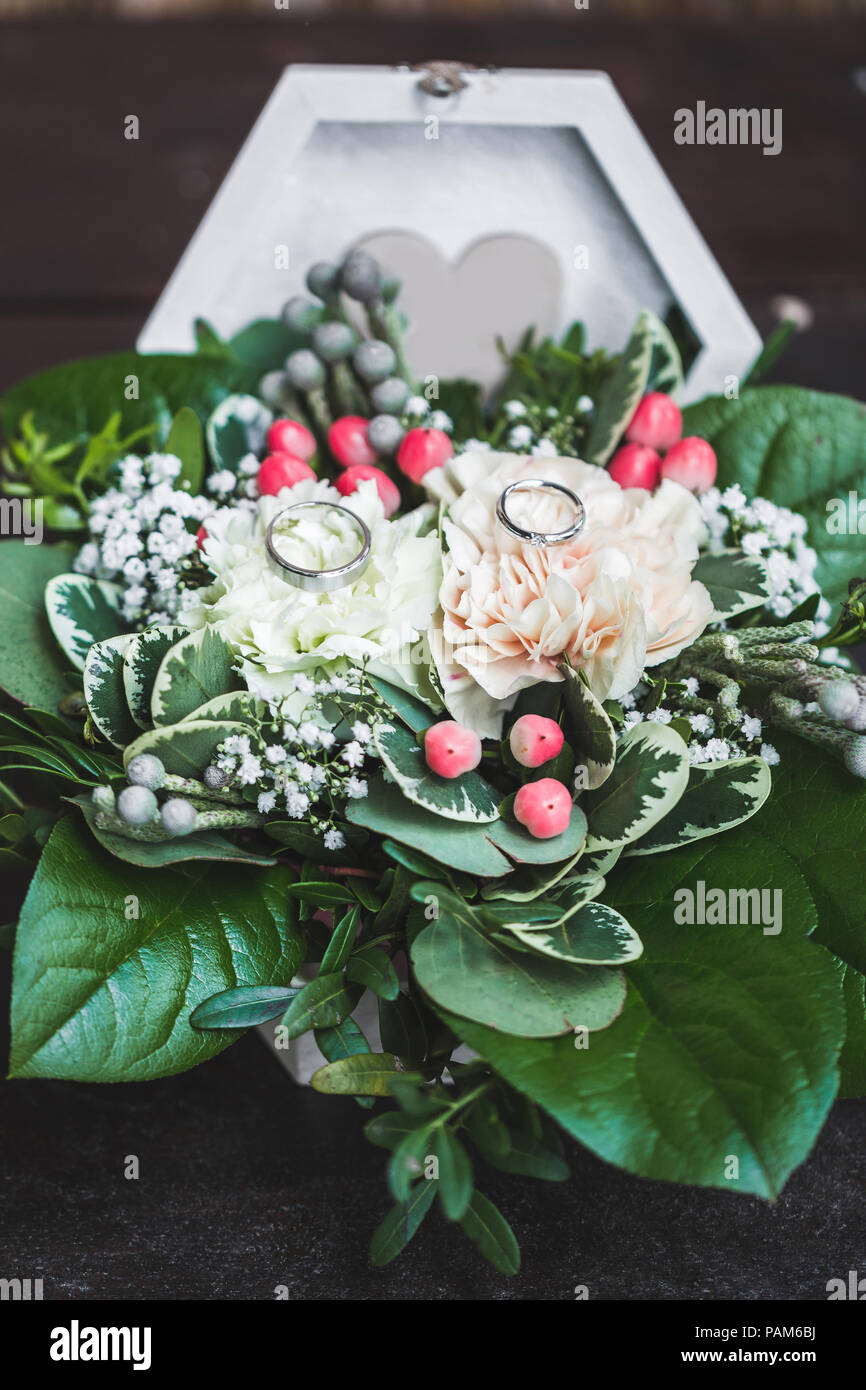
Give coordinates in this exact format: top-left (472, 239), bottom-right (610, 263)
top-left (265, 480), bottom-right (585, 593)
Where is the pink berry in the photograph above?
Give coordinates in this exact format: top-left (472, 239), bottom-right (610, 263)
top-left (256, 453), bottom-right (315, 495)
top-left (509, 714), bottom-right (564, 769)
top-left (196, 525), bottom-right (208, 552)
top-left (397, 428), bottom-right (453, 485)
top-left (336, 464), bottom-right (401, 518)
top-left (424, 720), bottom-right (482, 779)
top-left (608, 443), bottom-right (662, 491)
top-left (329, 416), bottom-right (378, 469)
top-left (267, 417), bottom-right (317, 461)
top-left (626, 392), bottom-right (683, 451)
top-left (660, 436), bottom-right (717, 493)
top-left (513, 778), bottom-right (573, 840)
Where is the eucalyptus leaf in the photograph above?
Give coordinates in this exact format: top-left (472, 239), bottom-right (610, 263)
top-left (347, 778), bottom-right (513, 878)
top-left (368, 675), bottom-right (435, 732)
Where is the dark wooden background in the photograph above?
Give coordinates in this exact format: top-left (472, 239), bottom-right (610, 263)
top-left (1, 13), bottom-right (865, 1301)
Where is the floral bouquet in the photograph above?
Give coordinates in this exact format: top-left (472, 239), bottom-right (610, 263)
top-left (2, 247), bottom-right (865, 1277)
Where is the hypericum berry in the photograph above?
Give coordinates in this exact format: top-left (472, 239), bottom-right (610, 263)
top-left (328, 416), bottom-right (378, 468)
top-left (367, 414), bottom-right (405, 456)
top-left (285, 349), bottom-right (326, 392)
top-left (353, 339), bottom-right (397, 383)
top-left (608, 443), bottom-right (662, 491)
top-left (306, 260), bottom-right (341, 301)
top-left (660, 437), bottom-right (717, 493)
top-left (196, 525), bottom-right (208, 552)
top-left (424, 720), bottom-right (482, 779)
top-left (371, 377), bottom-right (411, 415)
top-left (311, 321), bottom-right (357, 364)
top-left (127, 753), bottom-right (167, 791)
top-left (509, 715), bottom-right (565, 769)
top-left (336, 464), bottom-right (401, 518)
top-left (340, 250), bottom-right (382, 303)
top-left (203, 764), bottom-right (230, 790)
top-left (281, 295), bottom-right (323, 333)
top-left (117, 784), bottom-right (158, 827)
top-left (397, 427), bottom-right (454, 484)
top-left (266, 418), bottom-right (317, 461)
top-left (625, 392), bottom-right (683, 451)
top-left (161, 798), bottom-right (198, 837)
top-left (256, 453), bottom-right (315, 495)
top-left (513, 778), bottom-right (573, 839)
top-left (818, 680), bottom-right (859, 723)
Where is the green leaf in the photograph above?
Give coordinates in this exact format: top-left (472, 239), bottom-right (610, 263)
top-left (315, 1016), bottom-right (370, 1063)
top-left (584, 309), bottom-right (654, 466)
top-left (150, 627), bottom-right (242, 725)
top-left (485, 807), bottom-right (588, 866)
top-left (410, 886), bottom-right (626, 1038)
top-left (559, 664), bottom-right (616, 790)
top-left (379, 992), bottom-right (428, 1061)
top-left (320, 905), bottom-right (359, 973)
top-left (459, 1191), bottom-right (520, 1275)
top-left (165, 406), bottom-right (205, 494)
top-left (347, 778), bottom-right (513, 878)
top-left (431, 1127), bottom-right (473, 1220)
top-left (691, 549), bottom-right (771, 620)
top-left (190, 984), bottom-right (299, 1029)
top-left (583, 722), bottom-right (689, 849)
top-left (122, 624), bottom-right (189, 729)
top-left (836, 961), bottom-right (866, 1099)
top-left (0, 352), bottom-right (256, 448)
top-left (180, 691), bottom-right (264, 725)
top-left (281, 973), bottom-right (362, 1038)
top-left (228, 317), bottom-right (307, 374)
top-left (123, 719), bottom-right (253, 778)
top-left (346, 945), bottom-right (400, 1000)
top-left (83, 634), bottom-right (138, 747)
top-left (474, 1129), bottom-right (569, 1182)
top-left (682, 385), bottom-right (866, 603)
top-left (370, 1181), bottom-right (437, 1266)
top-left (627, 756), bottom-right (771, 856)
top-left (368, 675), bottom-right (435, 732)
top-left (447, 834), bottom-right (842, 1199)
top-left (205, 394), bottom-right (272, 471)
top-left (0, 541), bottom-right (78, 707)
top-left (645, 310), bottom-right (684, 398)
top-left (373, 722), bottom-right (499, 823)
top-left (365, 1110), bottom-right (422, 1150)
top-left (502, 901), bottom-right (643, 966)
top-left (311, 1052), bottom-right (421, 1096)
top-left (44, 573), bottom-right (125, 671)
top-left (9, 820), bottom-right (303, 1081)
top-left (73, 794), bottom-right (276, 867)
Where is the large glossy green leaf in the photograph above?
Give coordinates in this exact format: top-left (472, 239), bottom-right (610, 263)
top-left (449, 834), bottom-right (843, 1199)
top-left (626, 756), bottom-right (771, 856)
top-left (0, 541), bottom-right (77, 707)
top-left (373, 722), bottom-right (499, 823)
top-left (410, 885), bottom-right (625, 1038)
top-left (9, 819), bottom-right (303, 1081)
top-left (682, 385), bottom-right (866, 602)
top-left (583, 722), bottom-right (689, 849)
top-left (151, 627), bottom-right (243, 725)
top-left (44, 573), bottom-right (125, 670)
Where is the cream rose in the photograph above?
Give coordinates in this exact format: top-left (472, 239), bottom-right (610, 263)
top-left (428, 451), bottom-right (713, 737)
top-left (182, 477), bottom-right (443, 704)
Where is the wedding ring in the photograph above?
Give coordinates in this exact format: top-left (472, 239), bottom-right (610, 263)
top-left (265, 501), bottom-right (372, 593)
top-left (496, 479), bottom-right (586, 547)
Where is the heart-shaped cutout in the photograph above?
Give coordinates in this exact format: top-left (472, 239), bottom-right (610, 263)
top-left (355, 231), bottom-right (563, 392)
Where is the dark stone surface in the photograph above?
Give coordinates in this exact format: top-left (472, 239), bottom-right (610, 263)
top-left (1, 13), bottom-right (864, 1301)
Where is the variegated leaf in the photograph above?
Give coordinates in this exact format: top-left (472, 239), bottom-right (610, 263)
top-left (83, 634), bottom-right (138, 747)
top-left (123, 625), bottom-right (189, 729)
top-left (373, 721), bottom-right (499, 823)
top-left (692, 549), bottom-right (771, 620)
top-left (45, 573), bottom-right (125, 670)
top-left (584, 309), bottom-right (654, 466)
top-left (500, 901), bottom-right (643, 967)
top-left (578, 839), bottom-right (623, 877)
top-left (124, 719), bottom-right (255, 778)
top-left (206, 393), bottom-right (272, 470)
top-left (151, 626), bottom-right (242, 726)
top-left (583, 722), bottom-right (689, 849)
top-left (560, 663), bottom-right (616, 790)
top-left (626, 756), bottom-right (772, 856)
top-left (483, 872), bottom-right (605, 929)
top-left (182, 691), bottom-right (267, 725)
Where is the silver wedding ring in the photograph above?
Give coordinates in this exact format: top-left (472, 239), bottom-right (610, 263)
top-left (496, 478), bottom-right (586, 547)
top-left (265, 501), bottom-right (372, 593)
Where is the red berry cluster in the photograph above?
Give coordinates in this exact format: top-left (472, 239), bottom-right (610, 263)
top-left (608, 392), bottom-right (717, 494)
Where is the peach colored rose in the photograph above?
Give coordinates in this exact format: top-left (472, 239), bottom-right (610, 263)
top-left (428, 452), bottom-right (713, 737)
